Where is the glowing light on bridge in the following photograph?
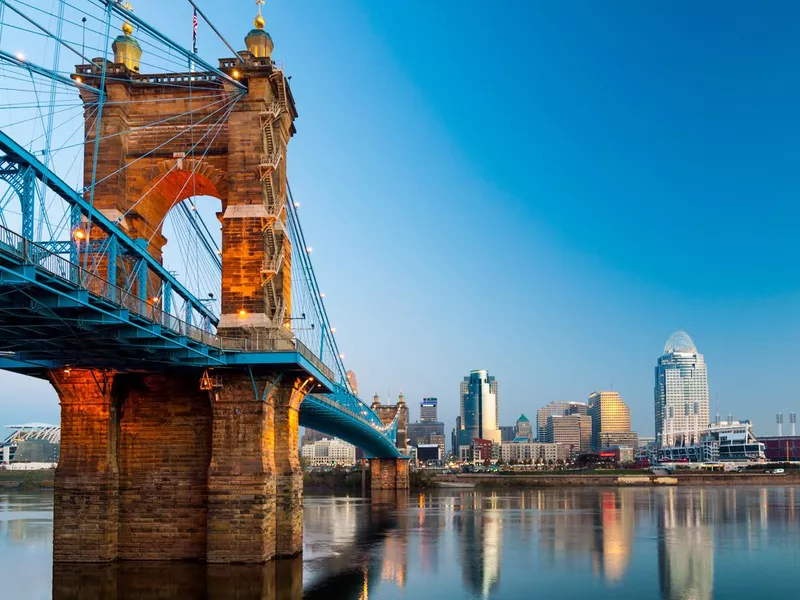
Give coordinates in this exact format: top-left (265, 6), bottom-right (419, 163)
top-left (15, 52), bottom-right (24, 61)
top-left (72, 229), bottom-right (86, 240)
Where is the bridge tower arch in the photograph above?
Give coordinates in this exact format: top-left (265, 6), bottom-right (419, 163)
top-left (49, 7), bottom-right (311, 566)
top-left (78, 9), bottom-right (296, 340)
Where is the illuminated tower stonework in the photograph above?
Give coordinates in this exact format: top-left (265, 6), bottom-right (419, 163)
top-left (655, 331), bottom-right (710, 448)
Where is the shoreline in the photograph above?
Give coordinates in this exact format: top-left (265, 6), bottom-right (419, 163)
top-left (434, 472), bottom-right (800, 487)
top-left (0, 469), bottom-right (55, 491)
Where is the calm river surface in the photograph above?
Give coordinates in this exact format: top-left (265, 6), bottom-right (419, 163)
top-left (1, 486), bottom-right (799, 599)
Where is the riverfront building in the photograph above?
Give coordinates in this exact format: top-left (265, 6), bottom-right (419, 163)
top-left (499, 442), bottom-right (558, 463)
top-left (654, 331), bottom-right (710, 448)
top-left (300, 438), bottom-right (356, 467)
top-left (459, 370), bottom-right (501, 447)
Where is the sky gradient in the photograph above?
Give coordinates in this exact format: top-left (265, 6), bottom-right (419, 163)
top-left (2, 1), bottom-right (800, 440)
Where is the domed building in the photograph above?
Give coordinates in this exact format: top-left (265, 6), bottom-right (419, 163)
top-left (654, 330), bottom-right (709, 448)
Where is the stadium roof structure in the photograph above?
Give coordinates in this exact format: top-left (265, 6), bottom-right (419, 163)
top-left (1, 424), bottom-right (61, 446)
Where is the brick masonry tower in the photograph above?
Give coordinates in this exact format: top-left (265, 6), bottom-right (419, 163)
top-left (369, 393), bottom-right (410, 490)
top-left (51, 7), bottom-right (308, 565)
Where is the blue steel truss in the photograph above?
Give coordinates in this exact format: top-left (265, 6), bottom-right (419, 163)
top-left (0, 0), bottom-right (402, 458)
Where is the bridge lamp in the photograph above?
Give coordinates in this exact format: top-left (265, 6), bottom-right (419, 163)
top-left (75, 76), bottom-right (82, 84)
top-left (15, 52), bottom-right (24, 61)
top-left (331, 327), bottom-right (336, 333)
top-left (151, 296), bottom-right (160, 304)
top-left (232, 69), bottom-right (241, 79)
top-left (294, 201), bottom-right (300, 208)
top-left (306, 246), bottom-right (312, 253)
top-left (339, 353), bottom-right (345, 359)
top-left (73, 228), bottom-right (86, 241)
top-left (320, 292), bottom-right (325, 299)
top-left (238, 308), bottom-right (248, 317)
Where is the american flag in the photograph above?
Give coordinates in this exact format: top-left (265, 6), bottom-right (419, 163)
top-left (192, 9), bottom-right (198, 55)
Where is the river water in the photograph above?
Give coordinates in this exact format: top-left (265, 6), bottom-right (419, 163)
top-left (1, 486), bottom-right (799, 599)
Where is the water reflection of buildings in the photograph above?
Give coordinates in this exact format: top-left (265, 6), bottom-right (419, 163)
top-left (657, 489), bottom-right (714, 600)
top-left (536, 488), bottom-right (635, 583)
top-left (591, 490), bottom-right (635, 583)
top-left (456, 493), bottom-right (502, 598)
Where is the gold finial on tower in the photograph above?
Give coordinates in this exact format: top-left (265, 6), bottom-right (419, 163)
top-left (120, 2), bottom-right (134, 36)
top-left (112, 2), bottom-right (142, 72)
top-left (254, 0), bottom-right (265, 29)
top-left (245, 0), bottom-right (273, 58)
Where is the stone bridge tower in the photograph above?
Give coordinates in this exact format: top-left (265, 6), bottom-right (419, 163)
top-left (78, 5), bottom-right (296, 344)
top-left (369, 393), bottom-right (410, 490)
top-left (52, 7), bottom-right (311, 566)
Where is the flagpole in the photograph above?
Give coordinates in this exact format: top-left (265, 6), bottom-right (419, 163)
top-left (190, 7), bottom-right (197, 73)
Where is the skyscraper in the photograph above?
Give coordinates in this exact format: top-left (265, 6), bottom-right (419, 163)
top-left (544, 414), bottom-right (592, 454)
top-left (588, 391), bottom-right (632, 451)
top-left (459, 370), bottom-right (500, 446)
top-left (420, 397), bottom-right (438, 422)
top-left (654, 331), bottom-right (709, 448)
top-left (536, 401), bottom-right (571, 441)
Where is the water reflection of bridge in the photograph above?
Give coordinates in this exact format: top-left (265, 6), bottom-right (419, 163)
top-left (28, 487), bottom-right (800, 598)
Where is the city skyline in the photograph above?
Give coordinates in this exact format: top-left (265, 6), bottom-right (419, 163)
top-left (2, 1), bottom-right (800, 440)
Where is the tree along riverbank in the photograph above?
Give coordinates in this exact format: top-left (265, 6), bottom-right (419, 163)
top-left (435, 470), bottom-right (800, 487)
top-left (304, 468), bottom-right (436, 492)
top-left (0, 469), bottom-right (55, 490)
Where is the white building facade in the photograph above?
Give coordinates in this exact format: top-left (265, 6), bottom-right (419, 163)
top-left (500, 442), bottom-right (558, 463)
top-left (301, 438), bottom-right (356, 467)
top-left (654, 331), bottom-right (710, 448)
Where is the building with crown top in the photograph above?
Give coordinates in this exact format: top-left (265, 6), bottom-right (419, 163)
top-left (654, 331), bottom-right (710, 448)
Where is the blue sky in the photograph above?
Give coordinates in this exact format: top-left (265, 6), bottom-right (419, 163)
top-left (2, 1), bottom-right (800, 439)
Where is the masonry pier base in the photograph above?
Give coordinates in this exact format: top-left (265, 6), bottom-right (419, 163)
top-left (370, 457), bottom-right (410, 491)
top-left (50, 368), bottom-right (306, 564)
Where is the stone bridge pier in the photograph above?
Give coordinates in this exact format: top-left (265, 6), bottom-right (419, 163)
top-left (50, 368), bottom-right (307, 564)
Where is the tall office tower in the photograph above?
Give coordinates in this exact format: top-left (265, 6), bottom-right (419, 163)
top-left (459, 370), bottom-right (501, 446)
top-left (588, 391), bottom-right (632, 451)
top-left (420, 398), bottom-right (438, 422)
top-left (515, 414), bottom-right (533, 441)
top-left (499, 426), bottom-right (517, 442)
top-left (545, 414), bottom-right (582, 455)
top-left (654, 330), bottom-right (710, 448)
top-left (452, 416), bottom-right (462, 456)
top-left (536, 401), bottom-right (571, 441)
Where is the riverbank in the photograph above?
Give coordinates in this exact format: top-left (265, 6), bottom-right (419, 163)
top-left (304, 468), bottom-right (436, 492)
top-left (434, 471), bottom-right (800, 487)
top-left (0, 469), bottom-right (55, 490)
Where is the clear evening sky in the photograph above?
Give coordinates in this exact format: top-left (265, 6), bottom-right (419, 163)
top-left (2, 1), bottom-right (799, 438)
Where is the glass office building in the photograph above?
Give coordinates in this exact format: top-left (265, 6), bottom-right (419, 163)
top-left (588, 391), bottom-right (632, 451)
top-left (459, 370), bottom-right (501, 446)
top-left (654, 331), bottom-right (709, 448)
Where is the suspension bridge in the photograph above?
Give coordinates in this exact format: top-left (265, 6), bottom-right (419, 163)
top-left (0, 0), bottom-right (407, 563)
